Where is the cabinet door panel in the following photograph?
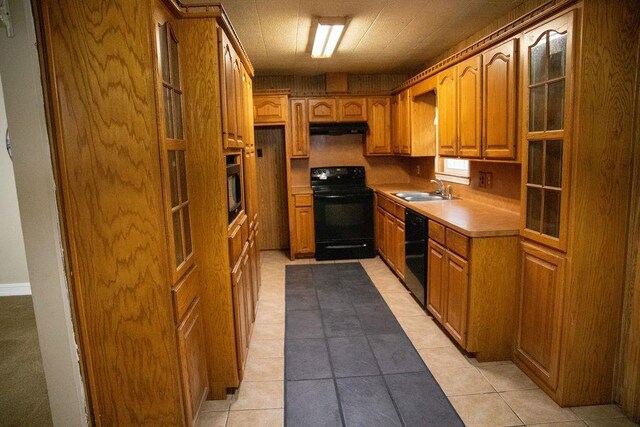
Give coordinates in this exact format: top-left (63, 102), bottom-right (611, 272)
top-left (457, 55), bottom-right (482, 158)
top-left (444, 250), bottom-right (469, 347)
top-left (384, 212), bottom-right (396, 269)
top-left (391, 95), bottom-right (402, 153)
top-left (231, 260), bottom-right (247, 379)
top-left (427, 239), bottom-right (446, 323)
top-left (177, 299), bottom-right (209, 425)
top-left (295, 207), bottom-right (315, 254)
top-left (399, 90), bottom-right (411, 154)
top-left (219, 30), bottom-right (238, 149)
top-left (290, 99), bottom-right (309, 157)
top-left (376, 206), bottom-right (386, 257)
top-left (515, 241), bottom-right (565, 390)
top-left (437, 67), bottom-right (457, 156)
top-left (338, 97), bottom-right (367, 121)
top-left (395, 219), bottom-right (405, 279)
top-left (366, 97), bottom-right (392, 155)
top-left (233, 57), bottom-right (245, 146)
top-left (308, 98), bottom-right (337, 122)
top-left (483, 39), bottom-right (517, 159)
top-left (254, 95), bottom-right (287, 124)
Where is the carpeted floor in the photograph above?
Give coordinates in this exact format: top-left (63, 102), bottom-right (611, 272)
top-left (284, 263), bottom-right (463, 426)
top-left (0, 296), bottom-right (52, 427)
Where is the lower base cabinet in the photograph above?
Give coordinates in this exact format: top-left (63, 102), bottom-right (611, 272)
top-left (177, 298), bottom-right (209, 426)
top-left (426, 220), bottom-right (518, 361)
top-left (376, 195), bottom-right (405, 279)
top-left (293, 195), bottom-right (315, 257)
top-left (514, 239), bottom-right (565, 392)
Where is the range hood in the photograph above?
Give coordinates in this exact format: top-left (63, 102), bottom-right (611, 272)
top-left (309, 122), bottom-right (368, 136)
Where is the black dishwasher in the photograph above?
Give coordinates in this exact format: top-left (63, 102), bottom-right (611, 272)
top-left (404, 209), bottom-right (428, 306)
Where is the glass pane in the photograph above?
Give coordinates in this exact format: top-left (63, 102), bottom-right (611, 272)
top-left (178, 150), bottom-right (188, 203)
top-left (548, 32), bottom-right (567, 79)
top-left (529, 85), bottom-right (546, 132)
top-left (163, 87), bottom-right (173, 138)
top-left (528, 141), bottom-right (544, 185)
top-left (168, 151), bottom-right (179, 207)
top-left (183, 206), bottom-right (193, 257)
top-left (545, 140), bottom-right (563, 187)
top-left (547, 80), bottom-right (565, 131)
top-left (530, 35), bottom-right (547, 84)
top-left (173, 211), bottom-right (184, 266)
top-left (526, 187), bottom-right (543, 232)
top-left (157, 24), bottom-right (169, 83)
top-left (169, 31), bottom-right (180, 89)
top-left (173, 91), bottom-right (184, 140)
top-left (543, 189), bottom-right (561, 237)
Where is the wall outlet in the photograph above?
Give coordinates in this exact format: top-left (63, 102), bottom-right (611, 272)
top-left (416, 165), bottom-right (421, 175)
top-left (485, 172), bottom-right (493, 188)
top-left (478, 171), bottom-right (486, 188)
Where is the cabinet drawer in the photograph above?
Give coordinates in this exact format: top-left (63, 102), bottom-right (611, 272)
top-left (429, 220), bottom-right (446, 245)
top-left (294, 194), bottom-right (313, 207)
top-left (172, 267), bottom-right (198, 323)
top-left (446, 228), bottom-right (469, 259)
top-left (378, 195), bottom-right (395, 214)
top-left (228, 222), bottom-right (243, 267)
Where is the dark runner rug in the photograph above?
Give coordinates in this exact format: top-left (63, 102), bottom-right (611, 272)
top-left (285, 262), bottom-right (464, 427)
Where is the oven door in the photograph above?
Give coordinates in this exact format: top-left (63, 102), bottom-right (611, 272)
top-left (313, 192), bottom-right (375, 260)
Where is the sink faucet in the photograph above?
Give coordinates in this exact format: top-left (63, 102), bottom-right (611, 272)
top-left (431, 179), bottom-right (445, 196)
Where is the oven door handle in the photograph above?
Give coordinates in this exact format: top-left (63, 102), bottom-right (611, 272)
top-left (314, 193), bottom-right (371, 200)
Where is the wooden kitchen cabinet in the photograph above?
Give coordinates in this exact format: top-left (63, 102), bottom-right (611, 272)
top-left (308, 98), bottom-right (337, 122)
top-left (483, 38), bottom-right (518, 159)
top-left (293, 194), bottom-right (315, 256)
top-left (515, 240), bottom-right (565, 391)
top-left (437, 66), bottom-right (458, 157)
top-left (177, 298), bottom-right (209, 424)
top-left (290, 98), bottom-right (309, 157)
top-left (394, 218), bottom-right (405, 279)
top-left (383, 211), bottom-right (396, 270)
top-left (426, 219), bottom-right (518, 361)
top-left (365, 97), bottom-right (392, 155)
top-left (253, 94), bottom-right (288, 125)
top-left (231, 246), bottom-right (248, 380)
top-left (376, 206), bottom-right (387, 257)
top-left (376, 194), bottom-right (406, 279)
top-left (338, 97), bottom-right (367, 121)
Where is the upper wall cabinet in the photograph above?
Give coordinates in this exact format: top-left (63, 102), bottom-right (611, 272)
top-left (308, 98), bottom-right (337, 122)
top-left (219, 29), bottom-right (245, 150)
top-left (365, 97), bottom-right (391, 155)
top-left (290, 98), bottom-right (309, 158)
top-left (437, 55), bottom-right (483, 158)
top-left (253, 94), bottom-right (288, 125)
top-left (483, 39), bottom-right (518, 159)
top-left (389, 88), bottom-right (435, 157)
top-left (338, 98), bottom-right (367, 122)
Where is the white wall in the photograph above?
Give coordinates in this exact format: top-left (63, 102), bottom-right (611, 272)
top-left (0, 0), bottom-right (88, 425)
top-left (0, 71), bottom-right (30, 295)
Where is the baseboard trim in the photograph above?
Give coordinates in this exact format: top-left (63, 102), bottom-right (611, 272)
top-left (0, 283), bottom-right (32, 296)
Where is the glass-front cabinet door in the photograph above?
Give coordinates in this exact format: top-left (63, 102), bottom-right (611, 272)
top-left (521, 11), bottom-right (575, 251)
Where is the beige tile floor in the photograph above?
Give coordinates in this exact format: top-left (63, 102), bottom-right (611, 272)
top-left (197, 250), bottom-right (638, 427)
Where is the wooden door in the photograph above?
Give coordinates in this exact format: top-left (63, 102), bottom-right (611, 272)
top-left (391, 94), bottom-right (402, 154)
top-left (218, 29), bottom-right (239, 149)
top-left (294, 207), bottom-right (315, 254)
top-left (444, 250), bottom-right (469, 347)
top-left (457, 55), bottom-right (482, 158)
top-left (176, 298), bottom-right (209, 425)
top-left (483, 39), bottom-right (517, 159)
top-left (515, 240), bottom-right (565, 390)
top-left (290, 98), bottom-right (309, 157)
top-left (255, 127), bottom-right (289, 249)
top-left (308, 98), bottom-right (337, 122)
top-left (366, 97), bottom-right (391, 155)
top-left (399, 90), bottom-right (411, 155)
top-left (427, 239), bottom-right (446, 323)
top-left (437, 67), bottom-right (457, 156)
top-left (338, 97), bottom-right (367, 122)
top-left (384, 212), bottom-right (396, 269)
top-left (395, 219), bottom-right (405, 279)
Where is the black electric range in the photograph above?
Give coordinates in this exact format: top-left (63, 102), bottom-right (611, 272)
top-left (311, 166), bottom-right (375, 260)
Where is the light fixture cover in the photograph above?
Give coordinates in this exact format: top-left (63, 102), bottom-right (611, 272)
top-left (311, 17), bottom-right (346, 58)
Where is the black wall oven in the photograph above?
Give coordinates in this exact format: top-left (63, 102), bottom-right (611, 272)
top-left (311, 167), bottom-right (375, 260)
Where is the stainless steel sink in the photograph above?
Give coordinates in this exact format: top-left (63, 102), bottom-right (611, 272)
top-left (393, 192), bottom-right (448, 202)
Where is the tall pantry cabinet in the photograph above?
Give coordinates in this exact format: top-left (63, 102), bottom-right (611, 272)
top-left (35, 0), bottom-right (260, 425)
top-left (514, 2), bottom-right (639, 407)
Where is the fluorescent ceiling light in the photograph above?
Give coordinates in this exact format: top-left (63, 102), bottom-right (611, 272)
top-left (311, 18), bottom-right (346, 58)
